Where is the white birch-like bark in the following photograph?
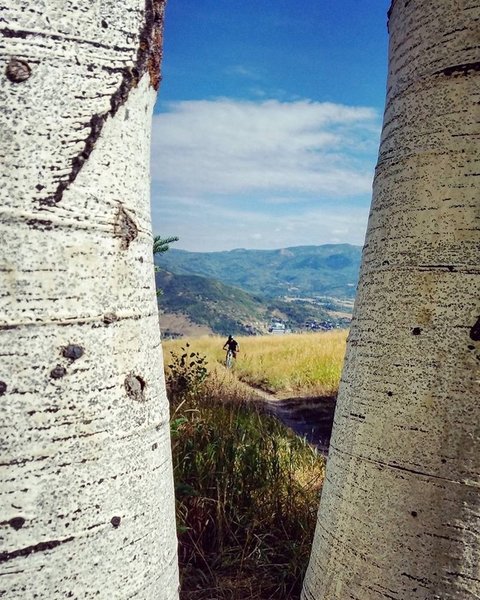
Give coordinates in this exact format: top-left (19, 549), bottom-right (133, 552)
top-left (0, 1), bottom-right (179, 598)
top-left (303, 1), bottom-right (479, 599)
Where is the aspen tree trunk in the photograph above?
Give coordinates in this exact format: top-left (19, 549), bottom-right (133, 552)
top-left (0, 1), bottom-right (179, 598)
top-left (303, 1), bottom-right (480, 599)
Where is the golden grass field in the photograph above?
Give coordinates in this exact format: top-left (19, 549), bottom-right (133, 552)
top-left (163, 329), bottom-right (348, 398)
top-left (163, 330), bottom-right (348, 598)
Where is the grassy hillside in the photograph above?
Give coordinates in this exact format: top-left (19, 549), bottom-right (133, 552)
top-left (156, 269), bottom-right (346, 337)
top-left (164, 331), bottom-right (345, 599)
top-left (164, 329), bottom-right (347, 398)
top-left (158, 244), bottom-right (362, 299)
top-left (156, 269), bottom-right (268, 336)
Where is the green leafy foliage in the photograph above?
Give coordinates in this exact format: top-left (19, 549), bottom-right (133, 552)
top-left (166, 343), bottom-right (209, 400)
top-left (153, 234), bottom-right (179, 296)
top-left (153, 234), bottom-right (180, 255)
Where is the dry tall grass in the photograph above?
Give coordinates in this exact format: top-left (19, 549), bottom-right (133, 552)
top-left (163, 330), bottom-right (346, 599)
top-left (171, 392), bottom-right (324, 599)
top-left (163, 329), bottom-right (347, 398)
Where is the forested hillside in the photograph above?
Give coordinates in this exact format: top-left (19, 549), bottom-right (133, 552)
top-left (155, 269), bottom-right (350, 337)
top-left (157, 244), bottom-right (362, 299)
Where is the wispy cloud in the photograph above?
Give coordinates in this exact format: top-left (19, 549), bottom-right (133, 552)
top-left (224, 64), bottom-right (261, 79)
top-left (151, 193), bottom-right (370, 252)
top-left (150, 98), bottom-right (381, 250)
top-left (151, 98), bottom-right (379, 196)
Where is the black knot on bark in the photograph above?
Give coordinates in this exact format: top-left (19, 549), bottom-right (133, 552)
top-left (469, 317), bottom-right (480, 342)
top-left (111, 516), bottom-right (121, 528)
top-left (62, 345), bottom-right (84, 361)
top-left (411, 327), bottom-right (422, 336)
top-left (10, 517), bottom-right (26, 530)
top-left (103, 313), bottom-right (118, 325)
top-left (50, 366), bottom-right (67, 379)
top-left (6, 58), bottom-right (31, 83)
top-left (0, 381), bottom-right (7, 396)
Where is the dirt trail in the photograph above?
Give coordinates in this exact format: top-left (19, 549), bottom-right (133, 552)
top-left (244, 383), bottom-right (336, 455)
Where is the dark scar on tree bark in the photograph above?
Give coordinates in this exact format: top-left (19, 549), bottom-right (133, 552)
top-left (0, 537), bottom-right (75, 562)
top-left (62, 345), bottom-right (85, 361)
top-left (50, 365), bottom-right (67, 379)
top-left (6, 58), bottom-right (31, 83)
top-left (435, 61), bottom-right (480, 78)
top-left (9, 517), bottom-right (26, 530)
top-left (41, 0), bottom-right (166, 208)
top-left (124, 374), bottom-right (146, 402)
top-left (115, 204), bottom-right (138, 249)
top-left (111, 516), bottom-right (121, 528)
top-left (103, 312), bottom-right (118, 325)
top-left (470, 317), bottom-right (480, 342)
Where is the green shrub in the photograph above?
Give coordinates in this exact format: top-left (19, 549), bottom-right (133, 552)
top-left (166, 343), bottom-right (209, 401)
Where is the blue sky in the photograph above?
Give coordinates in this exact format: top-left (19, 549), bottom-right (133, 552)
top-left (151, 0), bottom-right (391, 251)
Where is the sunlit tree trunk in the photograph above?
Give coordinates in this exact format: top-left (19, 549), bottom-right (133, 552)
top-left (303, 1), bottom-right (479, 598)
top-left (0, 1), bottom-right (179, 598)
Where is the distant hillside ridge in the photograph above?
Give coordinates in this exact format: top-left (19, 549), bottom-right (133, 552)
top-left (155, 269), bottom-right (348, 338)
top-left (156, 268), bottom-right (268, 337)
top-left (157, 244), bottom-right (362, 299)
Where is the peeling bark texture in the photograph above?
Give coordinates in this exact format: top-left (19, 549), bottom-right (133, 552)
top-left (0, 1), bottom-right (179, 599)
top-left (303, 2), bottom-right (479, 599)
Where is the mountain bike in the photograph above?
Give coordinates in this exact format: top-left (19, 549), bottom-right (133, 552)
top-left (225, 349), bottom-right (234, 369)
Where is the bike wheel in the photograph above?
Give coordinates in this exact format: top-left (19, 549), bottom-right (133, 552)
top-left (226, 351), bottom-right (233, 369)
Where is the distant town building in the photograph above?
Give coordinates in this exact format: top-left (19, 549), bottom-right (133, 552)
top-left (268, 321), bottom-right (287, 335)
top-left (304, 319), bottom-right (335, 331)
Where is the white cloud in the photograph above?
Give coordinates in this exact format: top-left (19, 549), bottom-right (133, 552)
top-left (151, 98), bottom-right (380, 197)
top-left (150, 98), bottom-right (381, 251)
top-left (151, 193), bottom-right (370, 252)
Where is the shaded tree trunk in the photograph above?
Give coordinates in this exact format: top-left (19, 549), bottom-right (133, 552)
top-left (0, 1), bottom-right (179, 598)
top-left (303, 1), bottom-right (479, 598)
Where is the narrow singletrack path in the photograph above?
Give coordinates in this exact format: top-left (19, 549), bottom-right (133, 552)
top-left (241, 381), bottom-right (336, 455)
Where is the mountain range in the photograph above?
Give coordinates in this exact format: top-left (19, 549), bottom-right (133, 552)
top-left (158, 244), bottom-right (362, 299)
top-left (155, 244), bottom-right (362, 337)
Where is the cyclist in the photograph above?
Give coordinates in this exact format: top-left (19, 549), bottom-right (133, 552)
top-left (223, 335), bottom-right (239, 363)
